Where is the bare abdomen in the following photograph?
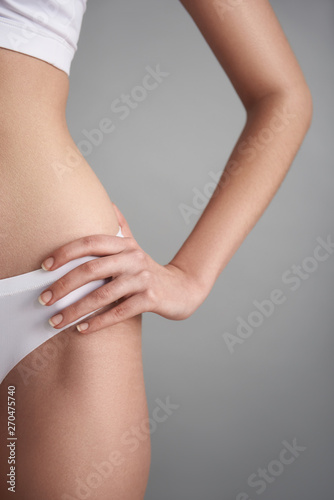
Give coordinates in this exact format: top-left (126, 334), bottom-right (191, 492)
top-left (0, 50), bottom-right (150, 499)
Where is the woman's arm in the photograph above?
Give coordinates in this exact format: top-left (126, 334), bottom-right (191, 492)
top-left (37, 0), bottom-right (313, 333)
top-left (169, 0), bottom-right (312, 297)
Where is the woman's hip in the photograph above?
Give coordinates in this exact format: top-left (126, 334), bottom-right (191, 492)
top-left (0, 137), bottom-right (120, 279)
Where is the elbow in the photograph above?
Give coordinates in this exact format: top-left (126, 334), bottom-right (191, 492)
top-left (247, 84), bottom-right (313, 133)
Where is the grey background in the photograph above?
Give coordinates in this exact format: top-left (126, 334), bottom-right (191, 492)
top-left (66, 1), bottom-right (333, 499)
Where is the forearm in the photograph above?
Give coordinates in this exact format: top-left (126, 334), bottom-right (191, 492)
top-left (169, 89), bottom-right (313, 297)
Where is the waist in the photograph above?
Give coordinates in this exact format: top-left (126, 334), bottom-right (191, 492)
top-left (0, 48), bottom-right (120, 278)
top-left (0, 47), bottom-right (69, 120)
top-left (0, 135), bottom-right (119, 278)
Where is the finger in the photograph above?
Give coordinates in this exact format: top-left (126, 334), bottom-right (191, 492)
top-left (48, 274), bottom-right (146, 329)
top-left (40, 233), bottom-right (130, 271)
top-left (111, 202), bottom-right (133, 238)
top-left (76, 292), bottom-right (149, 334)
top-left (39, 248), bottom-right (146, 305)
top-left (39, 253), bottom-right (132, 305)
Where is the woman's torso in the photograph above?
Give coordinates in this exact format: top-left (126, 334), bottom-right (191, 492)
top-left (0, 48), bottom-right (120, 277)
top-left (0, 49), bottom-right (151, 499)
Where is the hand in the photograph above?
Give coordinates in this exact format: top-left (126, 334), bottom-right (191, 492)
top-left (38, 204), bottom-right (204, 333)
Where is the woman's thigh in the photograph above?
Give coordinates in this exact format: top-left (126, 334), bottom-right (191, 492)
top-left (0, 310), bottom-right (151, 500)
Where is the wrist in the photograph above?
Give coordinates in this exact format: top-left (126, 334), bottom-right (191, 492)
top-left (166, 260), bottom-right (211, 305)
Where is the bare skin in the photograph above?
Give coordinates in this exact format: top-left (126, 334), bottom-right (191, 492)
top-left (0, 50), bottom-right (151, 499)
top-left (0, 0), bottom-right (312, 498)
top-left (35, 0), bottom-right (313, 335)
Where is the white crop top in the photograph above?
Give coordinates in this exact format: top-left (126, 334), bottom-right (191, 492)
top-left (0, 0), bottom-right (87, 75)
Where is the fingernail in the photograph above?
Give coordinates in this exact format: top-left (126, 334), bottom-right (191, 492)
top-left (38, 290), bottom-right (53, 305)
top-left (42, 257), bottom-right (54, 270)
top-left (49, 314), bottom-right (63, 327)
top-left (76, 322), bottom-right (89, 332)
